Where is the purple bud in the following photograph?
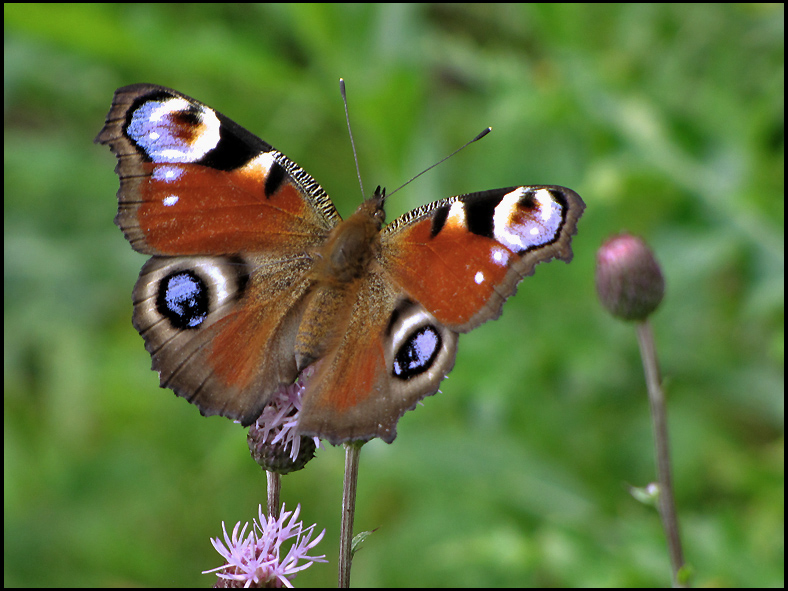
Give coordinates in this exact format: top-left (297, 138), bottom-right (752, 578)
top-left (596, 234), bottom-right (665, 321)
top-left (248, 422), bottom-right (316, 474)
top-left (247, 368), bottom-right (320, 474)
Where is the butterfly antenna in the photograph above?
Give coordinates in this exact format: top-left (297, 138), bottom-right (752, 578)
top-left (387, 126), bottom-right (492, 199)
top-left (340, 79), bottom-right (366, 199)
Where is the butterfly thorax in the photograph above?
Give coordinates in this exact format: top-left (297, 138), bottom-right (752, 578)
top-left (310, 195), bottom-right (385, 285)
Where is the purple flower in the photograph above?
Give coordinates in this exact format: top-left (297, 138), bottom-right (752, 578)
top-left (204, 503), bottom-right (327, 588)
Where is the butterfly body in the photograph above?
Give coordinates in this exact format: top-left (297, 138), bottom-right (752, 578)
top-left (97, 84), bottom-right (584, 444)
top-left (295, 193), bottom-right (384, 370)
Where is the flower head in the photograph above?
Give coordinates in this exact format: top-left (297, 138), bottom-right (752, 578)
top-left (248, 367), bottom-right (321, 474)
top-left (204, 503), bottom-right (327, 588)
top-left (596, 233), bottom-right (665, 321)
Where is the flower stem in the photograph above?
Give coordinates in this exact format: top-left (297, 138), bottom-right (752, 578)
top-left (267, 469), bottom-right (281, 519)
top-left (339, 440), bottom-right (364, 588)
top-left (636, 320), bottom-right (686, 587)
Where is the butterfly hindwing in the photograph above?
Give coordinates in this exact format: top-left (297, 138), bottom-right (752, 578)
top-left (297, 272), bottom-right (458, 444)
top-left (131, 253), bottom-right (314, 424)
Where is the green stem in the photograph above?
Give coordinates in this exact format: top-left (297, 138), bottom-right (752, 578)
top-left (266, 469), bottom-right (281, 519)
top-left (636, 320), bottom-right (686, 587)
top-left (339, 440), bottom-right (364, 588)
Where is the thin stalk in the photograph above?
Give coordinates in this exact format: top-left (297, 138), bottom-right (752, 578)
top-left (267, 469), bottom-right (281, 519)
top-left (338, 440), bottom-right (364, 588)
top-left (636, 320), bottom-right (686, 587)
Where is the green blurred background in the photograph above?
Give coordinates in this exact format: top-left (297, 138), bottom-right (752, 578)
top-left (4, 4), bottom-right (783, 587)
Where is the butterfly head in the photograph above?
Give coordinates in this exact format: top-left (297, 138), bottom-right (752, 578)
top-left (310, 187), bottom-right (388, 285)
top-left (361, 185), bottom-right (387, 226)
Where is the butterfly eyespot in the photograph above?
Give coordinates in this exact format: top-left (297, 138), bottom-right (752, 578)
top-left (157, 270), bottom-right (210, 329)
top-left (392, 325), bottom-right (442, 379)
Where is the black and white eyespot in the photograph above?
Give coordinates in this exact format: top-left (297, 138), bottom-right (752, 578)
top-left (492, 187), bottom-right (564, 254)
top-left (157, 270), bottom-right (210, 329)
top-left (388, 301), bottom-right (449, 381)
top-left (134, 256), bottom-right (248, 335)
top-left (126, 96), bottom-right (221, 163)
top-left (393, 325), bottom-right (442, 379)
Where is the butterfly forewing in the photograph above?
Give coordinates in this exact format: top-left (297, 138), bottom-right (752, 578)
top-left (96, 84), bottom-right (341, 257)
top-left (380, 185), bottom-right (585, 332)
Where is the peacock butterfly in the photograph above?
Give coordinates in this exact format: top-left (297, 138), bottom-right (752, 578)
top-left (96, 83), bottom-right (585, 445)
